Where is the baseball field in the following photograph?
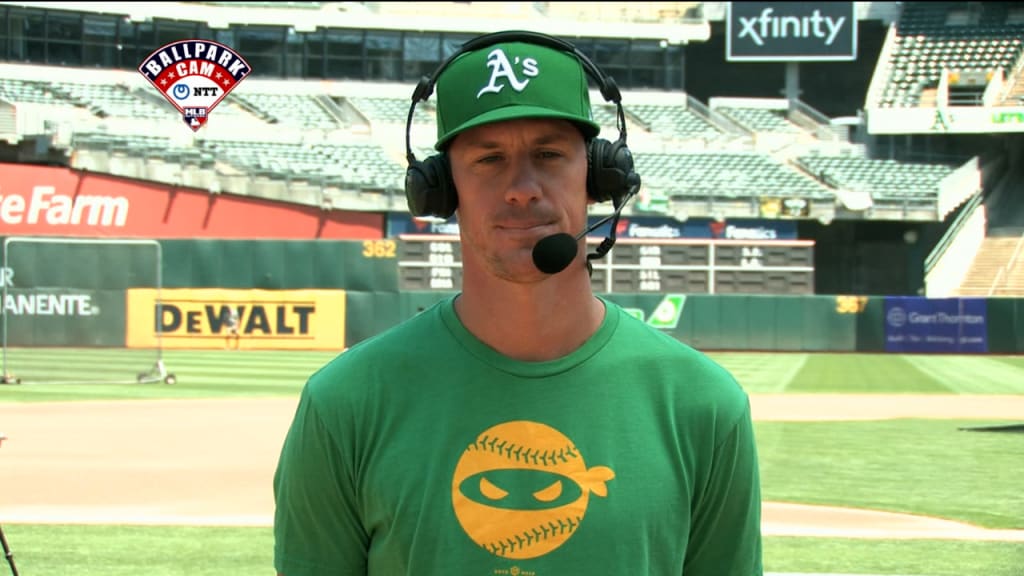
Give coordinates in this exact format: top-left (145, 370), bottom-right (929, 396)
top-left (0, 349), bottom-right (1022, 575)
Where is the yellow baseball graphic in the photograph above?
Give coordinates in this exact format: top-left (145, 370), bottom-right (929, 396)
top-left (451, 420), bottom-right (615, 559)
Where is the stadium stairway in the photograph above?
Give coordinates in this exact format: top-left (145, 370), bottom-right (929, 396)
top-left (1001, 62), bottom-right (1024, 106)
top-left (956, 163), bottom-right (1024, 297)
top-left (956, 235), bottom-right (1024, 296)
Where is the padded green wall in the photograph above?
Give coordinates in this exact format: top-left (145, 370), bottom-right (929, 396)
top-left (160, 239), bottom-right (398, 291)
top-left (3, 238), bottom-right (1022, 353)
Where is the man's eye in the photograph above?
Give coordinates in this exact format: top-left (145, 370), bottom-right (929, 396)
top-left (538, 150), bottom-right (562, 159)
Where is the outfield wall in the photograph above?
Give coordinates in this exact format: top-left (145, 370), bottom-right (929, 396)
top-left (2, 238), bottom-right (1022, 353)
top-left (343, 292), bottom-right (1024, 354)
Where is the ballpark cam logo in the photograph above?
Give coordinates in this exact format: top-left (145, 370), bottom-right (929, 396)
top-left (138, 40), bottom-right (251, 132)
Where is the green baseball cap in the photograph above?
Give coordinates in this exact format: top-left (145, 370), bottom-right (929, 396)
top-left (433, 41), bottom-right (601, 150)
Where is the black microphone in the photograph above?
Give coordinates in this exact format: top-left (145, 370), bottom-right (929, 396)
top-left (532, 191), bottom-right (635, 275)
top-left (532, 231), bottom-right (584, 275)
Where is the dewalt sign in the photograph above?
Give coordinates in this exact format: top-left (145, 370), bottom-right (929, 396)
top-left (126, 288), bottom-right (345, 350)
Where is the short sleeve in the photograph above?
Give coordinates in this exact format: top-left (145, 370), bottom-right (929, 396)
top-left (683, 395), bottom-right (763, 576)
top-left (273, 385), bottom-right (369, 575)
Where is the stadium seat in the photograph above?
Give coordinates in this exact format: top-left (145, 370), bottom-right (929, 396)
top-left (715, 107), bottom-right (803, 134)
top-left (625, 103), bottom-right (727, 141)
top-left (634, 152), bottom-right (831, 201)
top-left (794, 154), bottom-right (956, 204)
top-left (877, 2), bottom-right (1024, 108)
top-left (0, 79), bottom-right (63, 105)
top-left (346, 96), bottom-right (433, 125)
top-left (232, 92), bottom-right (342, 129)
top-left (51, 81), bottom-right (174, 120)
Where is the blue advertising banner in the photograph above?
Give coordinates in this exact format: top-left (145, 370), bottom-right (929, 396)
top-left (884, 297), bottom-right (987, 353)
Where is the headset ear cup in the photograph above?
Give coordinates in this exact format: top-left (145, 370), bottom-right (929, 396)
top-left (405, 159), bottom-right (435, 217)
top-left (586, 139), bottom-right (611, 203)
top-left (405, 154), bottom-right (457, 218)
top-left (587, 138), bottom-right (639, 205)
top-left (432, 154), bottom-right (457, 218)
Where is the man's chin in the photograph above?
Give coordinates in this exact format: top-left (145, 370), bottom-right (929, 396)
top-left (488, 250), bottom-right (552, 282)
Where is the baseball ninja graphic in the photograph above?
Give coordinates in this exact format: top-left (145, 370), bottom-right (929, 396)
top-left (452, 421), bottom-right (615, 559)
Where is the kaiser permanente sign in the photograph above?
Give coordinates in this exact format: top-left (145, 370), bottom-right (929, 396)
top-left (727, 2), bottom-right (857, 62)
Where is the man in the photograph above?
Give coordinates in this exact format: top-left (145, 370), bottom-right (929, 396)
top-left (224, 306), bottom-right (240, 350)
top-left (273, 31), bottom-right (763, 576)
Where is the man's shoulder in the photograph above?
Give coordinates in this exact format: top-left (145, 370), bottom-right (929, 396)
top-left (610, 303), bottom-right (751, 413)
top-left (304, 298), bottom-right (450, 395)
top-left (611, 304), bottom-right (711, 362)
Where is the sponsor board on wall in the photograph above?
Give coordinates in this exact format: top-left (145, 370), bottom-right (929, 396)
top-left (884, 296), bottom-right (987, 353)
top-left (0, 163), bottom-right (383, 239)
top-left (126, 288), bottom-right (346, 350)
top-left (759, 197), bottom-right (810, 218)
top-left (387, 213), bottom-right (798, 240)
top-left (866, 107), bottom-right (1024, 135)
top-left (726, 1), bottom-right (857, 62)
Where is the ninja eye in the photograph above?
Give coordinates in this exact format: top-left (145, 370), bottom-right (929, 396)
top-left (478, 476), bottom-right (509, 500)
top-left (532, 480), bottom-right (563, 502)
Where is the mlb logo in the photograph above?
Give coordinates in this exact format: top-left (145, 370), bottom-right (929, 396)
top-left (138, 40), bottom-right (252, 132)
top-left (184, 107), bottom-right (207, 130)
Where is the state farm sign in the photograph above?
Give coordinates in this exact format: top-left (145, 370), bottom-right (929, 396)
top-left (0, 163), bottom-right (383, 239)
top-left (1, 185), bottom-right (129, 227)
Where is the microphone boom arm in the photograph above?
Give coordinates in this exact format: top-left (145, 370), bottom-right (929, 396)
top-left (584, 184), bottom-right (638, 273)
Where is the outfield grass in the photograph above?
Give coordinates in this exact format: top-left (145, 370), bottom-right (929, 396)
top-left (718, 352), bottom-right (1024, 395)
top-left (0, 349), bottom-right (337, 402)
top-left (756, 419), bottom-right (1024, 529)
top-left (765, 537), bottom-right (1024, 576)
top-left (1, 524), bottom-right (1021, 576)
top-left (3, 350), bottom-right (1023, 401)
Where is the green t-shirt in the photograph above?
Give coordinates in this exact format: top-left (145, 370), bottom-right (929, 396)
top-left (274, 295), bottom-right (762, 575)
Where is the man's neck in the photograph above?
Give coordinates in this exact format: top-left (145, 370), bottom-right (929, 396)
top-left (454, 274), bottom-right (606, 362)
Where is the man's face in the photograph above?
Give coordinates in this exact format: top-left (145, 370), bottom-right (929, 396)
top-left (448, 117), bottom-right (589, 282)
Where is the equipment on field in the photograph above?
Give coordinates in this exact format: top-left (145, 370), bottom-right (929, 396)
top-left (0, 512), bottom-right (17, 576)
top-left (1, 237), bottom-right (176, 385)
top-left (0, 432), bottom-right (18, 576)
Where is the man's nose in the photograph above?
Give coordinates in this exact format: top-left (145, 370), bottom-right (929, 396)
top-left (503, 157), bottom-right (543, 205)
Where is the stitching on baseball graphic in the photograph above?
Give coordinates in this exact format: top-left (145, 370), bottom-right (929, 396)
top-left (470, 434), bottom-right (580, 466)
top-left (483, 515), bottom-right (583, 556)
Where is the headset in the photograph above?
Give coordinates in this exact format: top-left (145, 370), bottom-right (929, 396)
top-left (404, 30), bottom-right (641, 220)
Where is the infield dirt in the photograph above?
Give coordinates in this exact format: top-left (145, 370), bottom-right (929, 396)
top-left (1, 395), bottom-right (1022, 541)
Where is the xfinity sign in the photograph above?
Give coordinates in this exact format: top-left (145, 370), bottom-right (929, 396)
top-left (727, 2), bottom-right (857, 62)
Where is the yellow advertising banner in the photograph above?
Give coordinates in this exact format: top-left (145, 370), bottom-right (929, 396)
top-left (126, 288), bottom-right (346, 350)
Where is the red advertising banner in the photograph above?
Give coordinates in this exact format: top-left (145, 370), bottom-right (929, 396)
top-left (0, 163), bottom-right (383, 239)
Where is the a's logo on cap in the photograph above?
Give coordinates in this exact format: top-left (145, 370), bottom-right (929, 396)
top-left (477, 48), bottom-right (539, 98)
top-left (138, 39), bottom-right (252, 132)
